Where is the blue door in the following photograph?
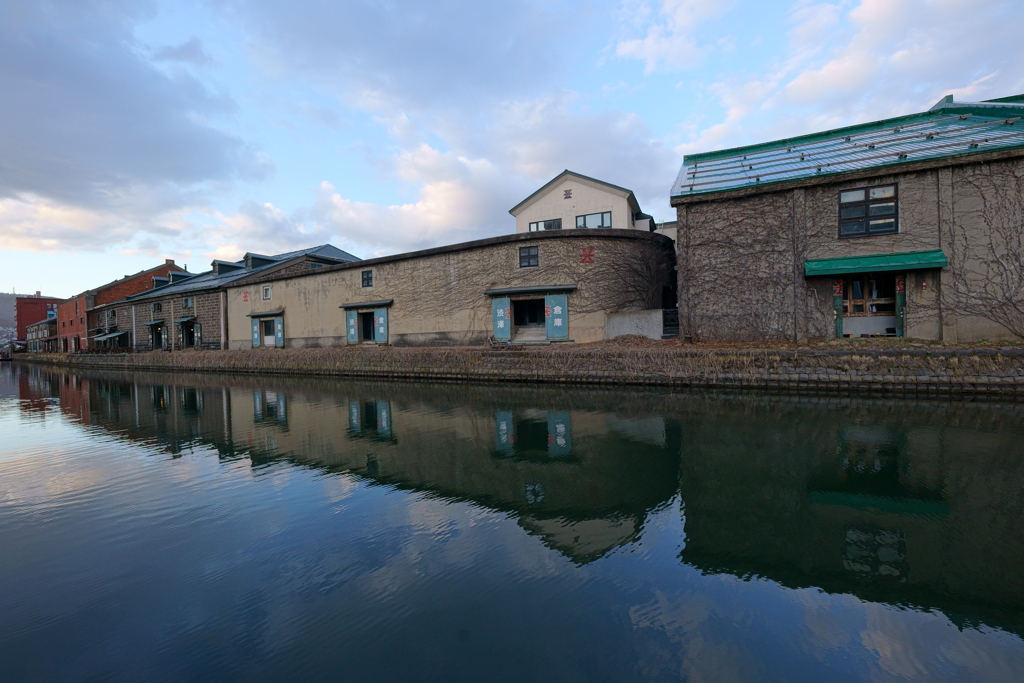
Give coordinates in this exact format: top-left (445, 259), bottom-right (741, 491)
top-left (373, 308), bottom-right (388, 343)
top-left (346, 310), bottom-right (358, 344)
top-left (251, 319), bottom-right (260, 347)
top-left (544, 294), bottom-right (568, 340)
top-left (492, 298), bottom-right (511, 340)
top-left (273, 317), bottom-right (284, 347)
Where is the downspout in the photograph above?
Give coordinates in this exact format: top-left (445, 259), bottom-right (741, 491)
top-left (220, 291), bottom-right (227, 350)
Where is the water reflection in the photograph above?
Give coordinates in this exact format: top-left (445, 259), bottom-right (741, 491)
top-left (677, 396), bottom-right (1024, 635)
top-left (3, 363), bottom-right (1024, 681)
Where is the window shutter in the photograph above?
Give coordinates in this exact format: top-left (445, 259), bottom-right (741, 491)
top-left (348, 400), bottom-right (361, 432)
top-left (376, 401), bottom-right (392, 438)
top-left (346, 310), bottom-right (359, 344)
top-left (495, 410), bottom-right (514, 456)
top-left (251, 319), bottom-right (260, 347)
top-left (194, 323), bottom-right (202, 349)
top-left (373, 308), bottom-right (388, 343)
top-left (492, 298), bottom-right (511, 340)
top-left (544, 294), bottom-right (568, 340)
top-left (547, 411), bottom-right (572, 457)
top-left (274, 317), bottom-right (284, 347)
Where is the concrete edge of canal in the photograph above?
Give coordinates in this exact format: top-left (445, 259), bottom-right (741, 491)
top-left (12, 346), bottom-right (1024, 398)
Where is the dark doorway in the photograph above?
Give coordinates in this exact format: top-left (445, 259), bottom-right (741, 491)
top-left (513, 299), bottom-right (545, 326)
top-left (360, 312), bottom-right (374, 341)
top-left (181, 324), bottom-right (197, 349)
top-left (152, 325), bottom-right (164, 349)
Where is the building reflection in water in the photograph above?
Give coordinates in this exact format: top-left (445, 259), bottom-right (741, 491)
top-left (11, 364), bottom-right (1024, 635)
top-left (676, 395), bottom-right (1024, 636)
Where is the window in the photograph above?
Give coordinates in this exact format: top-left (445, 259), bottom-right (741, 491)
top-left (310, 263), bottom-right (323, 270)
top-left (839, 185), bottom-right (897, 237)
top-left (152, 303), bottom-right (162, 313)
top-left (529, 219), bottom-right (562, 232)
top-left (262, 286), bottom-right (272, 300)
top-left (362, 270), bottom-right (373, 287)
top-left (108, 310), bottom-right (116, 319)
top-left (576, 211), bottom-right (612, 229)
top-left (182, 297), bottom-right (193, 308)
top-left (519, 246), bottom-right (539, 268)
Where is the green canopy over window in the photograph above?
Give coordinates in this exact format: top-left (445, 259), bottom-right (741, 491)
top-left (804, 249), bottom-right (948, 277)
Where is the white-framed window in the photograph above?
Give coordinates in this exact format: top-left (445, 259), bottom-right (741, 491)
top-left (529, 219), bottom-right (562, 232)
top-left (262, 286), bottom-right (272, 300)
top-left (182, 297), bottom-right (194, 308)
top-left (576, 211), bottom-right (612, 229)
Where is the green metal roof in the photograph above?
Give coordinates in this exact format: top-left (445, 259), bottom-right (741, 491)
top-left (672, 95), bottom-right (1024, 198)
top-left (804, 249), bottom-right (948, 277)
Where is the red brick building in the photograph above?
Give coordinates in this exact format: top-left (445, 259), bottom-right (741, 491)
top-left (14, 293), bottom-right (62, 341)
top-left (57, 260), bottom-right (184, 352)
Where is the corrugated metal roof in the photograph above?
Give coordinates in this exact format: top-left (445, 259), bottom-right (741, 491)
top-left (123, 245), bottom-right (359, 301)
top-left (672, 96), bottom-right (1024, 198)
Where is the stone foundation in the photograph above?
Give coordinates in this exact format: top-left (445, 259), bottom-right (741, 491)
top-left (16, 347), bottom-right (1024, 397)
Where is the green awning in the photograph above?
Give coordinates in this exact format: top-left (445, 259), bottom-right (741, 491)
top-left (804, 249), bottom-right (948, 277)
top-left (173, 316), bottom-right (196, 323)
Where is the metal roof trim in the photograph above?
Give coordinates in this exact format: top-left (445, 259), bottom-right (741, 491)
top-left (338, 299), bottom-right (394, 310)
top-left (246, 309), bottom-right (284, 318)
top-left (142, 319), bottom-right (165, 325)
top-left (804, 250), bottom-right (948, 277)
top-left (484, 284), bottom-right (578, 297)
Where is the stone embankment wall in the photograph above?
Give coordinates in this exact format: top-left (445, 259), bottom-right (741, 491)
top-left (16, 347), bottom-right (1024, 397)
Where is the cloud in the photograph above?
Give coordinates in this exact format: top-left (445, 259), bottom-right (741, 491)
top-left (216, 0), bottom-right (572, 112)
top-left (0, 0), bottom-right (269, 252)
top-left (615, 0), bottom-right (736, 73)
top-left (152, 37), bottom-right (213, 66)
top-left (199, 92), bottom-right (678, 262)
top-left (672, 0), bottom-right (1024, 156)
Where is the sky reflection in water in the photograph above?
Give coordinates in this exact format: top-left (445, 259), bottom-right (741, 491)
top-left (1, 364), bottom-right (1023, 682)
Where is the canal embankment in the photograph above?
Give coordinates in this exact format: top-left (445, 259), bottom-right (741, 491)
top-left (15, 343), bottom-right (1024, 397)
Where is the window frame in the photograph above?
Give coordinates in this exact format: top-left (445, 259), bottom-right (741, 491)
top-left (361, 270), bottom-right (373, 287)
top-left (181, 297), bottom-right (193, 309)
top-left (262, 286), bottom-right (272, 301)
top-left (528, 218), bottom-right (562, 232)
top-left (151, 302), bottom-right (162, 313)
top-left (519, 246), bottom-right (539, 268)
top-left (575, 211), bottom-right (612, 229)
top-left (838, 183), bottom-right (898, 238)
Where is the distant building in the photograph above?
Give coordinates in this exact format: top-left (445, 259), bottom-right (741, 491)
top-left (671, 93), bottom-right (1024, 342)
top-left (57, 260), bottom-right (184, 352)
top-left (25, 317), bottom-right (58, 353)
top-left (93, 245), bottom-right (358, 351)
top-left (510, 170), bottom-right (657, 235)
top-left (14, 293), bottom-right (61, 343)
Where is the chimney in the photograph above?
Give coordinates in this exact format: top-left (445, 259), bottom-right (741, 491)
top-left (35, 291), bottom-right (41, 297)
top-left (165, 259), bottom-right (175, 265)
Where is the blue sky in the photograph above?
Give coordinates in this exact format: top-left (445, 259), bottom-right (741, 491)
top-left (2, 0), bottom-right (1022, 297)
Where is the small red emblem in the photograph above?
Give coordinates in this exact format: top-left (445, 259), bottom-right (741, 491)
top-left (580, 247), bottom-right (595, 264)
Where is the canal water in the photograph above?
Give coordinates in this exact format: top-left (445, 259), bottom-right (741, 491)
top-left (1, 364), bottom-right (1023, 682)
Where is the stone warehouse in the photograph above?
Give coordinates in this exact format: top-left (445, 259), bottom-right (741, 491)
top-left (673, 93), bottom-right (1024, 342)
top-left (226, 230), bottom-right (675, 349)
top-left (91, 246), bottom-right (358, 351)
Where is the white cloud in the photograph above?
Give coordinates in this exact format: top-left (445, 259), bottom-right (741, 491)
top-left (615, 0), bottom-right (736, 73)
top-left (671, 0), bottom-right (1024, 156)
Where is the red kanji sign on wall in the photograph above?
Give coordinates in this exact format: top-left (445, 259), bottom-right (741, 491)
top-left (580, 247), bottom-right (595, 264)
top-left (895, 275), bottom-right (906, 293)
top-left (242, 291), bottom-right (250, 302)
top-left (832, 280), bottom-right (843, 297)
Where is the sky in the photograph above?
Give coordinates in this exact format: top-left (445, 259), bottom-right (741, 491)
top-left (2, 0), bottom-right (1023, 298)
